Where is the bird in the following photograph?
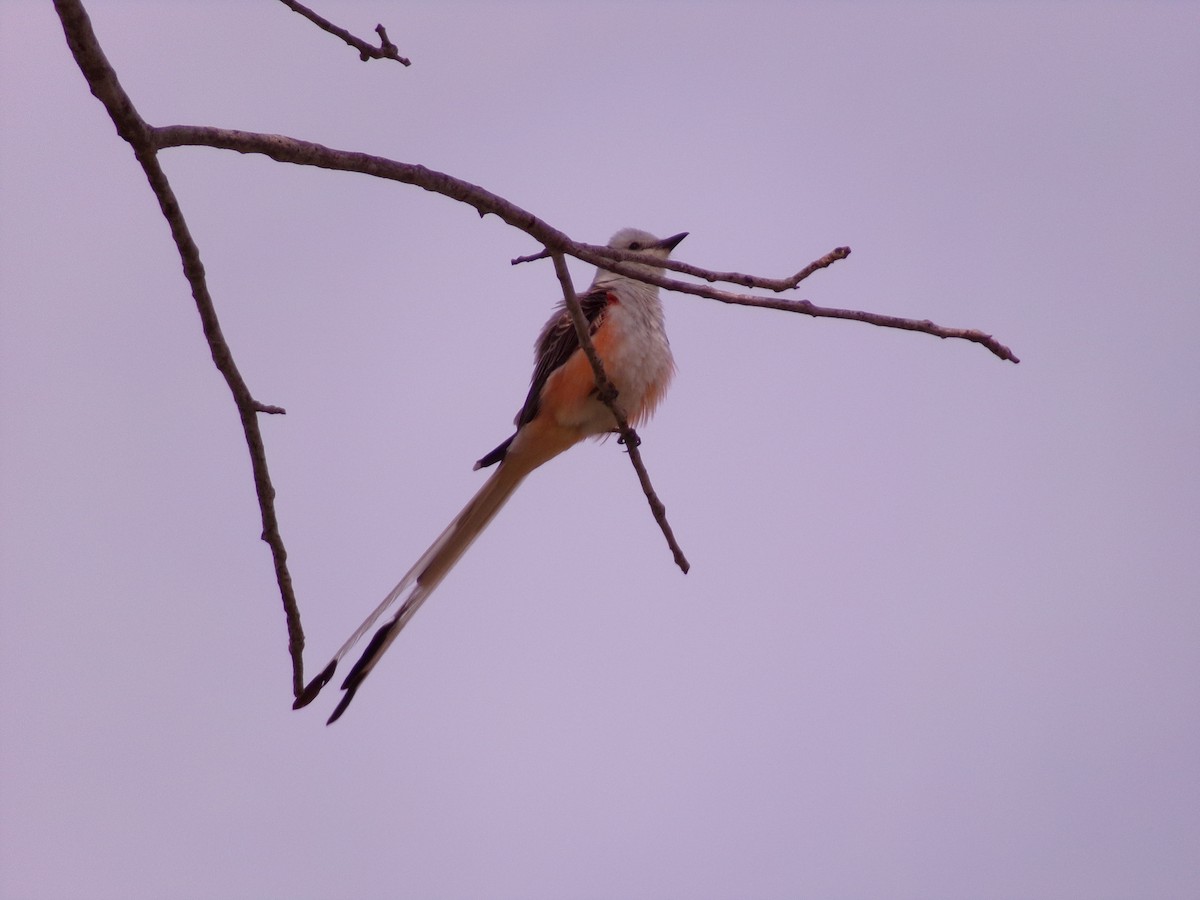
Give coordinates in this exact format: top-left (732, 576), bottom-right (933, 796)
top-left (294, 227), bottom-right (688, 723)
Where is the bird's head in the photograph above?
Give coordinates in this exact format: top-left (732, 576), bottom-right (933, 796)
top-left (598, 228), bottom-right (688, 280)
top-left (608, 227), bottom-right (688, 258)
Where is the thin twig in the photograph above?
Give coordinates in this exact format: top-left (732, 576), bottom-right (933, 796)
top-left (567, 249), bottom-right (1022, 365)
top-left (534, 241), bottom-right (1012, 361)
top-left (276, 0), bottom-right (411, 65)
top-left (54, 0), bottom-right (309, 695)
top-left (583, 243), bottom-right (852, 292)
top-left (549, 254), bottom-right (690, 574)
top-left (511, 248), bottom-right (551, 266)
top-left (528, 242), bottom-right (1015, 361)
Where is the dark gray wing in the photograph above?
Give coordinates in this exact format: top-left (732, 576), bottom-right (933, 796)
top-left (474, 287), bottom-right (611, 469)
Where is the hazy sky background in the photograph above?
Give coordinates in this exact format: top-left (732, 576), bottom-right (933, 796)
top-left (2, 1), bottom-right (1197, 898)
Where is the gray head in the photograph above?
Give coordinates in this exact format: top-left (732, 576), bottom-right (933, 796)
top-left (597, 228), bottom-right (688, 281)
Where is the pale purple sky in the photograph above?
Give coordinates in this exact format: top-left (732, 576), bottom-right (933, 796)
top-left (2, 2), bottom-right (1198, 898)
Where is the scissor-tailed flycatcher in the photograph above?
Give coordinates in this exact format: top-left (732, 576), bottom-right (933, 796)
top-left (295, 228), bottom-right (687, 723)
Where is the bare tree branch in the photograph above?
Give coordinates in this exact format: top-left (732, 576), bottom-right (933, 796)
top-left (522, 243), bottom-right (1016, 361)
top-left (574, 258), bottom-right (1023, 365)
top-left (153, 124), bottom-right (571, 245)
top-left (150, 125), bottom-right (1019, 363)
top-left (276, 0), bottom-right (411, 65)
top-left (549, 253), bottom-right (690, 574)
top-left (54, 0), bottom-right (309, 695)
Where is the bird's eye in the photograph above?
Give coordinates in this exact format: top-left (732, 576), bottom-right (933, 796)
top-left (628, 241), bottom-right (643, 251)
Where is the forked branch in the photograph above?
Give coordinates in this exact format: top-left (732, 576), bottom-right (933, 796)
top-left (276, 0), bottom-right (410, 65)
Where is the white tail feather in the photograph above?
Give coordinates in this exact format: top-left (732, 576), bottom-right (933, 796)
top-left (296, 460), bottom-right (529, 722)
top-left (330, 502), bottom-right (469, 666)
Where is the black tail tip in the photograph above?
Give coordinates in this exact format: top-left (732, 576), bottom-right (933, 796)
top-left (326, 686), bottom-right (359, 725)
top-left (293, 659), bottom-right (338, 710)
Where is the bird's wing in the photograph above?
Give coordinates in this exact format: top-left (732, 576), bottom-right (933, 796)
top-left (475, 286), bottom-right (611, 469)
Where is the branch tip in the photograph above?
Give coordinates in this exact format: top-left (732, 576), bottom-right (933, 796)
top-left (277, 0), bottom-right (410, 65)
top-left (512, 248), bottom-right (551, 266)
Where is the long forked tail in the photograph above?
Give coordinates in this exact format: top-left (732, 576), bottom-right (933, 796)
top-left (293, 460), bottom-right (529, 724)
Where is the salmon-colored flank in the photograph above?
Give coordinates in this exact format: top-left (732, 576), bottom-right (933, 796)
top-left (540, 319), bottom-right (614, 421)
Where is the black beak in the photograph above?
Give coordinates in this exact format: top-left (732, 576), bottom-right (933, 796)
top-left (655, 231), bottom-right (689, 251)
